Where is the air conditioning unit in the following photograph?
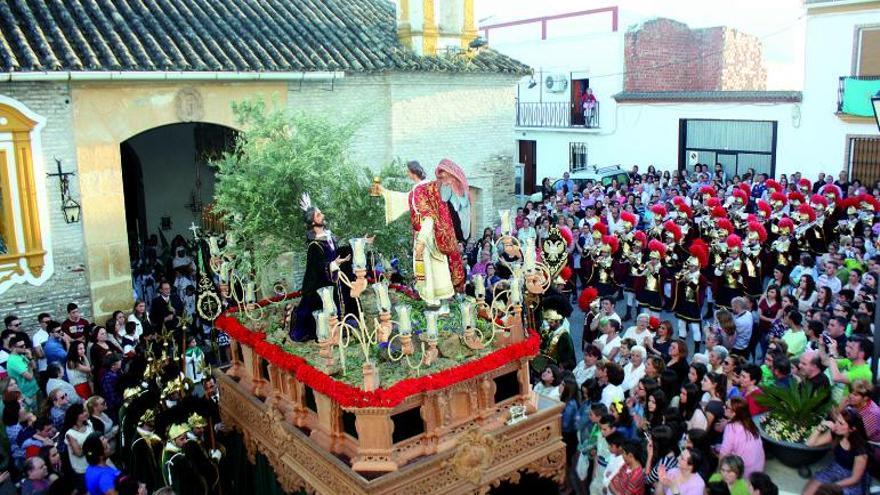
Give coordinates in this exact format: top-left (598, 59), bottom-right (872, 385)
top-left (688, 151), bottom-right (699, 166)
top-left (545, 74), bottom-right (569, 93)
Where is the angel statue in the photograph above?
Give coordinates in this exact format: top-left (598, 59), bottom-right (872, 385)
top-left (374, 160), bottom-right (466, 306)
top-left (436, 158), bottom-right (471, 244)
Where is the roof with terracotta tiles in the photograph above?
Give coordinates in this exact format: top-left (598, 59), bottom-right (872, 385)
top-left (0, 0), bottom-right (528, 75)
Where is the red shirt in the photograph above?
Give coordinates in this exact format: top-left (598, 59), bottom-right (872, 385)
top-left (745, 387), bottom-right (769, 416)
top-left (610, 464), bottom-right (645, 495)
top-left (60, 318), bottom-right (89, 341)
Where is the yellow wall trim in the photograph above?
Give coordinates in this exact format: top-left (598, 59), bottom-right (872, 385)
top-left (422, 0), bottom-right (438, 55)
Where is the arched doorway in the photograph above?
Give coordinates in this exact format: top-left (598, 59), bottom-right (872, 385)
top-left (120, 122), bottom-right (236, 282)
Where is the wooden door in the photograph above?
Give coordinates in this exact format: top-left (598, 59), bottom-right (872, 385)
top-left (571, 79), bottom-right (588, 126)
top-left (519, 140), bottom-right (537, 194)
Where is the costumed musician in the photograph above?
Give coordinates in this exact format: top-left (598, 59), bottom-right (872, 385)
top-left (621, 231), bottom-right (648, 322)
top-left (770, 217), bottom-right (796, 279)
top-left (635, 240), bottom-right (667, 316)
top-left (647, 204), bottom-right (667, 241)
top-left (614, 212), bottom-right (640, 321)
top-left (742, 221), bottom-right (767, 299)
top-left (713, 234), bottom-right (744, 310)
top-left (594, 235), bottom-right (618, 298)
top-left (672, 240), bottom-right (710, 353)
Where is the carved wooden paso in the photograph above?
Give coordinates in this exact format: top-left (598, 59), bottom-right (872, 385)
top-left (218, 368), bottom-right (565, 494)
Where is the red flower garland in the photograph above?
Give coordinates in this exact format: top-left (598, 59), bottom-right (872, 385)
top-left (216, 288), bottom-right (539, 408)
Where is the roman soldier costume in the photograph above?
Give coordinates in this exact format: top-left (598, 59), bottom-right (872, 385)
top-left (648, 204), bottom-right (667, 240)
top-left (594, 235), bottom-right (618, 297)
top-left (578, 287), bottom-right (601, 349)
top-left (797, 178), bottom-right (812, 196)
top-left (636, 240), bottom-right (666, 313)
top-left (770, 217), bottom-right (796, 277)
top-left (673, 240), bottom-right (709, 351)
top-left (129, 409), bottom-right (164, 492)
top-left (743, 221), bottom-right (766, 298)
top-left (806, 195), bottom-right (830, 254)
top-left (581, 222), bottom-right (608, 286)
top-left (714, 234), bottom-right (744, 310)
top-left (819, 184), bottom-right (844, 241)
top-left (836, 196), bottom-right (863, 239)
top-left (163, 423), bottom-right (208, 495)
top-left (728, 187), bottom-right (750, 234)
top-left (541, 308), bottom-right (576, 371)
top-left (769, 191), bottom-right (788, 222)
top-left (794, 203), bottom-right (819, 255)
top-left (620, 231), bottom-right (647, 322)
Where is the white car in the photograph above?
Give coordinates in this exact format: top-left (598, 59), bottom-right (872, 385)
top-left (530, 165), bottom-right (631, 201)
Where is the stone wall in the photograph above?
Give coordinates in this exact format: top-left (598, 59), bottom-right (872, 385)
top-left (624, 18), bottom-right (767, 92)
top-left (0, 82), bottom-right (92, 330)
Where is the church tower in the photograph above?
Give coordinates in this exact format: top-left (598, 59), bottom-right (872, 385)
top-left (396, 0), bottom-right (478, 56)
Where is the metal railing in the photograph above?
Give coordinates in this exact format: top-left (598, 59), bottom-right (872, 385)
top-left (837, 75), bottom-right (880, 113)
top-left (515, 100), bottom-right (600, 128)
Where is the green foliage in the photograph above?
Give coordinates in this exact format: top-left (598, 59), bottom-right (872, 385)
top-left (210, 98), bottom-right (413, 281)
top-left (755, 381), bottom-right (831, 429)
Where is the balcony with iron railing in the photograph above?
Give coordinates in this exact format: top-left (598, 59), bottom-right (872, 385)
top-left (837, 75), bottom-right (880, 122)
top-left (515, 100), bottom-right (600, 129)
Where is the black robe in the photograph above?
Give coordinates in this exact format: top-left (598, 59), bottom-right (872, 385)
top-left (130, 430), bottom-right (163, 491)
top-left (290, 236), bottom-right (337, 342)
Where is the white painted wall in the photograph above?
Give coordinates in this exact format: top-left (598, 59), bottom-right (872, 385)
top-left (516, 101), bottom-right (802, 181)
top-left (797, 7), bottom-right (880, 177)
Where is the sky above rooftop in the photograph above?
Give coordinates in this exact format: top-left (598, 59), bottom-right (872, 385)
top-left (475, 0), bottom-right (806, 89)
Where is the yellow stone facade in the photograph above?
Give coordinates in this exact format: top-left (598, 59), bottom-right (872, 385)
top-left (70, 82), bottom-right (287, 318)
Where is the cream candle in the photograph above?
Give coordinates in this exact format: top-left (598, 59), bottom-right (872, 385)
top-left (396, 305), bottom-right (411, 335)
top-left (352, 238), bottom-right (367, 270)
top-left (372, 282), bottom-right (391, 312)
top-left (425, 310), bottom-right (439, 340)
top-left (314, 311), bottom-right (330, 341)
top-left (318, 286), bottom-right (336, 315)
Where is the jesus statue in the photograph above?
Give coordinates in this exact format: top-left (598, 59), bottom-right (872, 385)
top-left (375, 160), bottom-right (466, 306)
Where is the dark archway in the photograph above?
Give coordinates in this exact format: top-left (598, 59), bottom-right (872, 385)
top-left (120, 122), bottom-right (237, 283)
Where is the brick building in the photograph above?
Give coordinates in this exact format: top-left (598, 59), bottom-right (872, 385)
top-left (624, 18), bottom-right (767, 92)
top-left (0, 0), bottom-right (528, 324)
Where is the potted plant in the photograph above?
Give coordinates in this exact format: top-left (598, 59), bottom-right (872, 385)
top-left (754, 381), bottom-right (832, 478)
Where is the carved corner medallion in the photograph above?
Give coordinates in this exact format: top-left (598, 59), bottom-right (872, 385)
top-left (449, 428), bottom-right (498, 485)
top-left (175, 87), bottom-right (205, 122)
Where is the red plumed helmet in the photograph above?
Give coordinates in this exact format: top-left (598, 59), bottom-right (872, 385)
top-left (560, 266), bottom-right (573, 281)
top-left (560, 226), bottom-right (574, 246)
top-left (770, 191), bottom-right (788, 205)
top-left (732, 189), bottom-right (749, 204)
top-left (633, 231), bottom-right (648, 248)
top-left (593, 223), bottom-right (609, 236)
top-left (716, 218), bottom-right (734, 234)
top-left (672, 196), bottom-right (687, 208)
top-left (756, 200), bottom-right (772, 218)
top-left (688, 239), bottom-right (709, 268)
top-left (675, 200), bottom-right (693, 219)
top-left (726, 234), bottom-right (743, 250)
top-left (706, 197), bottom-right (722, 208)
top-left (798, 178), bottom-right (812, 190)
top-left (711, 205), bottom-right (728, 218)
top-left (602, 235), bottom-right (620, 254)
top-left (648, 239), bottom-right (667, 258)
top-left (788, 191), bottom-right (805, 204)
top-left (819, 184), bottom-right (843, 201)
top-left (778, 217), bottom-right (795, 232)
top-left (620, 211), bottom-right (638, 227)
top-left (578, 287), bottom-right (599, 311)
top-left (739, 182), bottom-right (752, 197)
top-left (699, 185), bottom-right (717, 197)
top-left (798, 203), bottom-right (817, 222)
top-left (765, 179), bottom-right (781, 193)
top-left (747, 221), bottom-right (768, 242)
top-left (650, 204), bottom-right (667, 217)
top-left (810, 194), bottom-right (828, 207)
top-left (663, 220), bottom-right (682, 242)
top-left (649, 316), bottom-right (661, 330)
top-left (747, 214), bottom-right (759, 223)
top-left (859, 194), bottom-right (880, 210)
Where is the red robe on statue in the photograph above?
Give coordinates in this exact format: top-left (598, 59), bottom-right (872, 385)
top-left (409, 181), bottom-right (466, 291)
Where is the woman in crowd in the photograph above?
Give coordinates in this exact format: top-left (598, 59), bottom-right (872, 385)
top-left (748, 472), bottom-right (779, 495)
top-left (796, 274), bottom-right (819, 313)
top-left (679, 383), bottom-right (708, 430)
top-left (63, 403), bottom-right (93, 484)
top-left (645, 320), bottom-right (673, 360)
top-left (126, 300), bottom-right (151, 341)
top-left (66, 342), bottom-right (92, 401)
top-left (814, 286), bottom-right (835, 313)
top-left (702, 373), bottom-right (728, 444)
top-left (718, 398), bottom-right (764, 477)
top-left (655, 448), bottom-right (706, 495)
top-left (805, 408), bottom-right (870, 495)
top-left (709, 454), bottom-right (749, 495)
top-left (756, 285), bottom-right (782, 359)
top-left (533, 365), bottom-right (562, 400)
top-left (666, 340), bottom-right (690, 390)
top-left (644, 424), bottom-right (679, 486)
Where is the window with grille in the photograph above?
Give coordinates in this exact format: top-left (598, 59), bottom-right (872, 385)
top-left (848, 136), bottom-right (880, 186)
top-left (570, 142), bottom-right (588, 172)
